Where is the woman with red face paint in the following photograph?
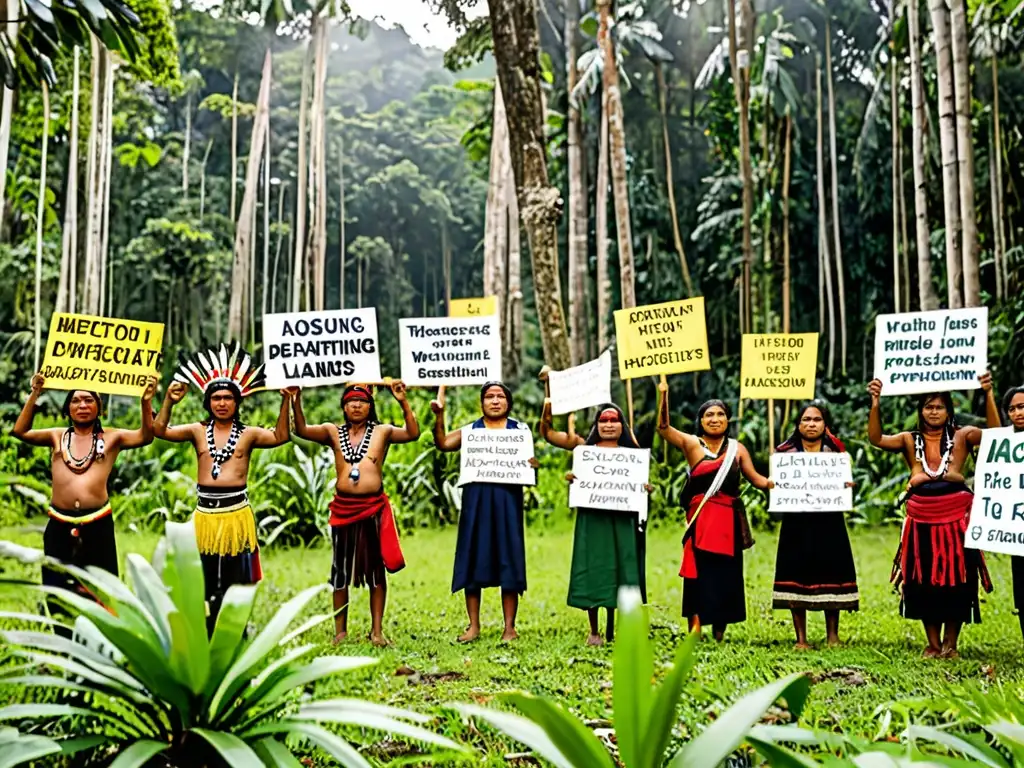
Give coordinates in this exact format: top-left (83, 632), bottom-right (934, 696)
top-left (540, 402), bottom-right (649, 646)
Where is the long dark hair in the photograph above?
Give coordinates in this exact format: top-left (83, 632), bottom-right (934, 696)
top-left (1001, 385), bottom-right (1024, 418)
top-left (778, 401), bottom-right (845, 452)
top-left (585, 403), bottom-right (640, 448)
top-left (61, 390), bottom-right (104, 434)
top-left (915, 391), bottom-right (957, 455)
top-left (694, 399), bottom-right (731, 437)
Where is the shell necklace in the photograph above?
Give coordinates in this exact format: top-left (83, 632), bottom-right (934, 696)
top-left (207, 421), bottom-right (243, 480)
top-left (339, 422), bottom-right (375, 483)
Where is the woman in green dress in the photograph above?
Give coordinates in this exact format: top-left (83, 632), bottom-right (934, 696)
top-left (540, 401), bottom-right (649, 645)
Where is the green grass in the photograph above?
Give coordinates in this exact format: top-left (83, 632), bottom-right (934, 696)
top-left (2, 519), bottom-right (1023, 765)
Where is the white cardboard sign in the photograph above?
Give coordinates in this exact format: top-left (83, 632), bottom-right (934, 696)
top-left (966, 427), bottom-right (1024, 557)
top-left (548, 351), bottom-right (613, 415)
top-left (458, 425), bottom-right (535, 486)
top-left (262, 309), bottom-right (381, 389)
top-left (569, 446), bottom-right (650, 522)
top-left (769, 452), bottom-right (853, 513)
top-left (399, 315), bottom-right (501, 387)
top-left (873, 308), bottom-right (988, 396)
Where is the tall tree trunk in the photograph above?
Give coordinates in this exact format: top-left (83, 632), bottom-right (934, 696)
top-left (992, 55), bottom-right (1006, 296)
top-left (182, 89), bottom-right (191, 201)
top-left (228, 52), bottom-right (272, 341)
top-left (0, 1), bottom-right (17, 240)
top-left (782, 108), bottom-right (792, 334)
top-left (483, 81), bottom-right (510, 335)
top-left (928, 0), bottom-right (962, 308)
top-left (507, 179), bottom-right (523, 380)
top-left (824, 20), bottom-right (847, 373)
top-left (989, 121), bottom-right (1002, 301)
top-left (486, 0), bottom-right (571, 370)
top-left (565, 0), bottom-right (588, 364)
top-left (58, 46), bottom-right (81, 315)
top-left (908, 0), bottom-right (939, 310)
top-left (596, 95), bottom-right (611, 352)
top-left (598, 0), bottom-right (636, 311)
top-left (82, 39), bottom-right (106, 315)
top-left (339, 135), bottom-right (346, 309)
top-left (99, 55), bottom-right (114, 316)
top-left (948, 0), bottom-right (977, 306)
top-left (891, 22), bottom-right (901, 313)
top-left (727, 0), bottom-right (755, 332)
top-left (898, 109), bottom-right (911, 311)
top-left (230, 69), bottom-right (239, 221)
top-left (35, 83), bottom-right (50, 370)
top-left (305, 18), bottom-right (329, 311)
top-left (272, 183), bottom-right (287, 313)
top-left (816, 57), bottom-right (836, 378)
top-left (199, 139), bottom-right (213, 221)
top-left (656, 62), bottom-right (692, 296)
top-left (261, 123), bottom-right (270, 324)
top-left (291, 41), bottom-right (311, 311)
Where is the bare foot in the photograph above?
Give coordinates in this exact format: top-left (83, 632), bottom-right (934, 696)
top-left (457, 626), bottom-right (480, 643)
top-left (332, 632), bottom-right (347, 645)
top-left (500, 628), bottom-right (519, 642)
top-left (922, 646), bottom-right (942, 658)
top-left (826, 636), bottom-right (842, 648)
top-left (941, 648), bottom-right (960, 659)
top-left (369, 631), bottom-right (391, 648)
top-left (586, 633), bottom-right (604, 647)
top-left (793, 641), bottom-right (812, 651)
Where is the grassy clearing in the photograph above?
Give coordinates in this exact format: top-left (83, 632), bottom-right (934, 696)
top-left (2, 519), bottom-right (1023, 765)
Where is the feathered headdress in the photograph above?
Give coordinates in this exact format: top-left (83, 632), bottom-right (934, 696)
top-left (173, 342), bottom-right (265, 398)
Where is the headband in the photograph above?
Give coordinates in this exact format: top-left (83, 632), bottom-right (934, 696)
top-left (343, 386), bottom-right (373, 404)
top-left (598, 408), bottom-right (620, 421)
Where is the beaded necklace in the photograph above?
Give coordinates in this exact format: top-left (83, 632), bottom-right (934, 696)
top-left (339, 422), bottom-right (375, 483)
top-left (61, 428), bottom-right (104, 474)
top-left (914, 429), bottom-right (952, 479)
top-left (207, 420), bottom-right (243, 480)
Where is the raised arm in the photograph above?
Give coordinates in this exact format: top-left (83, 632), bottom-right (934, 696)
top-left (250, 391), bottom-right (293, 448)
top-left (867, 379), bottom-right (909, 452)
top-left (289, 388), bottom-right (333, 445)
top-left (980, 372), bottom-right (1001, 428)
top-left (387, 380), bottom-right (420, 444)
top-left (11, 373), bottom-right (57, 447)
top-left (154, 382), bottom-right (197, 443)
top-left (737, 443), bottom-right (773, 491)
top-left (431, 386), bottom-right (462, 452)
top-left (655, 379), bottom-right (700, 453)
top-left (540, 399), bottom-right (584, 451)
top-left (114, 376), bottom-right (158, 449)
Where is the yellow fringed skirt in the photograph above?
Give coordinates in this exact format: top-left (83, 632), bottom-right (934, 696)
top-left (193, 501), bottom-right (258, 557)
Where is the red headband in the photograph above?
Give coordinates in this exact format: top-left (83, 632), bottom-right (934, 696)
top-left (343, 388), bottom-right (372, 404)
top-left (598, 408), bottom-right (620, 422)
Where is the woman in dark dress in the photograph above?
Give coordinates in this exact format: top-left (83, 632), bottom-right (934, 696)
top-left (771, 402), bottom-right (859, 648)
top-left (657, 381), bottom-right (773, 641)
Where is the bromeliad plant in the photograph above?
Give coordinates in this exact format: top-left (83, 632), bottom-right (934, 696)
top-left (0, 522), bottom-right (466, 766)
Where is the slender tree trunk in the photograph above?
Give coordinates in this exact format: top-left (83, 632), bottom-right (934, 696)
top-left (507, 181), bottom-right (523, 380)
top-left (305, 19), bottom-right (328, 311)
top-left (596, 94), bottom-right (611, 352)
top-left (261, 123), bottom-right (270, 324)
top-left (230, 69), bottom-right (239, 221)
top-left (728, 0), bottom-right (755, 332)
top-left (228, 52), bottom-right (272, 341)
top-left (948, 0), bottom-right (977, 306)
top-left (339, 135), bottom-right (346, 309)
top-left (183, 89), bottom-right (191, 201)
top-left (34, 83), bottom-right (50, 370)
top-left (992, 55), bottom-right (1006, 295)
top-left (891, 24), bottom-right (901, 313)
top-left (483, 81), bottom-right (510, 335)
top-left (989, 121), bottom-right (1002, 301)
top-left (291, 41), bottom-right (311, 312)
top-left (0, 1), bottom-right (17, 240)
top-left (58, 46), bottom-right (81, 315)
top-left (486, 0), bottom-right (571, 370)
top-left (199, 139), bottom-right (213, 221)
top-left (272, 183), bottom-right (287, 313)
top-left (898, 111), bottom-right (911, 311)
top-left (656, 62), bottom-right (692, 296)
top-left (99, 55), bottom-right (114, 316)
top-left (908, 0), bottom-right (939, 309)
top-left (824, 20), bottom-right (847, 373)
top-left (565, 0), bottom-right (588, 364)
top-left (83, 38), bottom-right (107, 315)
top-left (782, 108), bottom-right (792, 334)
top-left (816, 57), bottom-right (836, 378)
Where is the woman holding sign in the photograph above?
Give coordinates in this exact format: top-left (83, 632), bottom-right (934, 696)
top-left (771, 403), bottom-right (859, 648)
top-left (540, 402), bottom-right (648, 646)
top-left (657, 383), bottom-right (772, 641)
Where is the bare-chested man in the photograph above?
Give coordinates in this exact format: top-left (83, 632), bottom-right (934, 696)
top-left (290, 381), bottom-right (418, 647)
top-left (154, 345), bottom-right (291, 635)
top-left (12, 372), bottom-right (157, 619)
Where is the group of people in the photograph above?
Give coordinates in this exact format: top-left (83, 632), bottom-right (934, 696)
top-left (10, 341), bottom-right (1024, 656)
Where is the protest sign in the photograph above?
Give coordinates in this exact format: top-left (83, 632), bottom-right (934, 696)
top-left (966, 428), bottom-right (1024, 557)
top-left (263, 308), bottom-right (381, 388)
top-left (740, 333), bottom-right (818, 400)
top-left (399, 315), bottom-right (501, 386)
top-left (41, 313), bottom-right (164, 397)
top-left (458, 425), bottom-right (535, 486)
top-left (449, 297), bottom-right (497, 318)
top-left (613, 297), bottom-right (710, 379)
top-left (768, 452), bottom-right (853, 513)
top-left (873, 307), bottom-right (988, 396)
top-left (569, 446), bottom-right (650, 520)
top-left (548, 351), bottom-right (613, 415)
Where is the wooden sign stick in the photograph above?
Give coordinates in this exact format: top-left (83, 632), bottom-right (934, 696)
top-left (768, 398), bottom-right (775, 455)
top-left (626, 379), bottom-right (635, 430)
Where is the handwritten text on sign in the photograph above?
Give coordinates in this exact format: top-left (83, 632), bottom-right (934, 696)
top-left (399, 315), bottom-right (501, 386)
top-left (548, 351), bottom-right (613, 415)
top-left (966, 428), bottom-right (1024, 557)
top-left (458, 426), bottom-right (535, 486)
top-left (569, 446), bottom-right (650, 521)
top-left (613, 297), bottom-right (710, 379)
top-left (873, 308), bottom-right (988, 396)
top-left (449, 297), bottom-right (497, 318)
top-left (263, 309), bottom-right (381, 388)
top-left (740, 333), bottom-right (819, 400)
top-left (41, 313), bottom-right (164, 396)
top-left (769, 452), bottom-right (853, 513)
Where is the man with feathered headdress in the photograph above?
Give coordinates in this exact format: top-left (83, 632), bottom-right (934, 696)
top-left (154, 343), bottom-right (292, 635)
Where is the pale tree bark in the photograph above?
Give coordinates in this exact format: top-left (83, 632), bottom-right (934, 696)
top-left (656, 62), bottom-right (692, 296)
top-left (898, 112), bottom-right (911, 311)
top-left (486, 0), bottom-right (571, 370)
top-left (199, 139), bottom-right (213, 221)
top-left (228, 52), bottom-right (272, 341)
top-left (949, 0), bottom-right (978, 306)
top-left (99, 55), bottom-right (114, 315)
top-left (35, 83), bottom-right (50, 370)
top-left (992, 55), bottom-right (1006, 295)
top-left (908, 0), bottom-right (939, 309)
top-left (230, 69), bottom-right (239, 220)
top-left (825, 20), bottom-right (847, 372)
top-left (483, 81), bottom-right (510, 333)
top-left (291, 42), bottom-right (311, 312)
top-left (989, 122), bottom-right (1002, 301)
top-left (0, 1), bottom-right (17, 240)
top-left (782, 108), bottom-right (792, 333)
top-left (271, 182), bottom-right (288, 313)
top-left (891, 23), bottom-right (901, 313)
top-left (339, 135), bottom-right (346, 309)
top-left (816, 57), bottom-right (836, 378)
top-left (506, 176), bottom-right (523, 380)
top-left (305, 18), bottom-right (329, 311)
top-left (58, 47), bottom-right (81, 315)
top-left (565, 0), bottom-right (588, 365)
top-left (596, 96), bottom-right (611, 352)
top-left (928, 0), bottom-right (962, 308)
top-left (83, 40), bottom-right (113, 316)
top-left (183, 90), bottom-right (191, 200)
top-left (727, 0), bottom-right (755, 332)
top-left (261, 125), bottom-right (270, 323)
top-left (598, 0), bottom-right (636, 311)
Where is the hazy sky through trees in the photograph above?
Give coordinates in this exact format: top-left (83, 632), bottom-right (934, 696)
top-left (347, 0), bottom-right (486, 49)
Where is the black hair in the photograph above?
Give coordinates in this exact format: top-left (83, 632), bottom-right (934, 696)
top-left (203, 381), bottom-right (243, 420)
top-left (1002, 386), bottom-right (1024, 416)
top-left (480, 381), bottom-right (513, 417)
top-left (778, 401), bottom-right (844, 452)
top-left (694, 399), bottom-right (731, 437)
top-left (61, 390), bottom-right (104, 433)
top-left (341, 384), bottom-right (379, 425)
top-left (915, 391), bottom-right (957, 456)
top-left (585, 403), bottom-right (640, 448)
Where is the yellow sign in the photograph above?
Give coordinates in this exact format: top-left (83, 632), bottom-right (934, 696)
top-left (41, 313), bottom-right (165, 396)
top-left (613, 297), bottom-right (710, 379)
top-left (740, 333), bottom-right (819, 399)
top-left (449, 296), bottom-right (497, 318)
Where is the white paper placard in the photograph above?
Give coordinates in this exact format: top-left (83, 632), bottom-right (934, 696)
top-left (548, 351), bottom-right (613, 415)
top-left (399, 315), bottom-right (501, 386)
top-left (263, 308), bottom-right (381, 389)
top-left (873, 308), bottom-right (988, 396)
top-left (966, 427), bottom-right (1024, 556)
top-left (569, 446), bottom-right (650, 520)
top-left (458, 425), bottom-right (535, 486)
top-left (769, 452), bottom-right (853, 513)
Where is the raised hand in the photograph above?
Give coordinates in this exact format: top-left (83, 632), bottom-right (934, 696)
top-left (390, 379), bottom-right (408, 402)
top-left (282, 386), bottom-right (300, 400)
top-left (430, 384), bottom-right (446, 415)
top-left (30, 372), bottom-right (45, 394)
top-left (142, 376), bottom-right (158, 402)
top-left (565, 471), bottom-right (576, 483)
top-left (979, 371), bottom-right (993, 391)
top-left (867, 379), bottom-right (883, 401)
top-left (167, 381), bottom-right (189, 404)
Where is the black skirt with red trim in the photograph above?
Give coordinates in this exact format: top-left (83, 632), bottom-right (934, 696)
top-left (772, 512), bottom-right (859, 612)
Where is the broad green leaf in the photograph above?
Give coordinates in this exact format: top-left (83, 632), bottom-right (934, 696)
top-left (284, 722), bottom-right (372, 767)
top-left (163, 523), bottom-right (211, 695)
top-left (745, 735), bottom-right (822, 767)
top-left (667, 673), bottom-right (811, 768)
top-left (218, 644), bottom-right (318, 728)
top-left (190, 729), bottom-right (264, 766)
top-left (272, 705), bottom-right (464, 753)
top-left (613, 586), bottom-right (653, 768)
top-left (640, 631), bottom-right (699, 768)
top-left (124, 554), bottom-right (174, 652)
top-left (504, 693), bottom-right (614, 768)
top-left (243, 657), bottom-right (377, 716)
top-left (907, 725), bottom-right (1009, 767)
top-left (984, 721), bottom-right (1024, 751)
top-left (0, 731), bottom-right (61, 768)
top-left (749, 724), bottom-right (847, 750)
top-left (0, 703), bottom-right (120, 724)
top-left (206, 583), bottom-right (259, 699)
top-left (253, 738), bottom-right (303, 768)
top-left (454, 703), bottom-right (583, 768)
top-left (850, 754), bottom-right (902, 767)
top-left (108, 740), bottom-right (169, 768)
top-left (0, 611), bottom-right (68, 630)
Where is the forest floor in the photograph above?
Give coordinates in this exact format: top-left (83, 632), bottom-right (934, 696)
top-left (2, 522), bottom-right (1023, 766)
